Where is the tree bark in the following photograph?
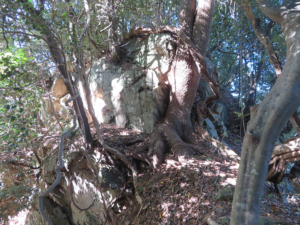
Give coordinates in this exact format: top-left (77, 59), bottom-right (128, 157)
top-left (231, 0), bottom-right (300, 224)
top-left (179, 0), bottom-right (196, 38)
top-left (142, 0), bottom-right (217, 168)
top-left (193, 0), bottom-right (215, 55)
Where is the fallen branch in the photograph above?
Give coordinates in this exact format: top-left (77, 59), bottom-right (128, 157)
top-left (271, 137), bottom-right (300, 163)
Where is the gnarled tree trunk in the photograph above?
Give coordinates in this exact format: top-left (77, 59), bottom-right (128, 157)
top-left (231, 0), bottom-right (300, 224)
top-left (146, 0), bottom-right (216, 168)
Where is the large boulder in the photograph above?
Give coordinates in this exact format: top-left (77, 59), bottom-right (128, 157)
top-left (26, 147), bottom-right (124, 225)
top-left (89, 32), bottom-right (227, 134)
top-left (39, 32), bottom-right (228, 136)
top-left (89, 33), bottom-right (174, 133)
top-left (208, 101), bottom-right (228, 137)
top-left (25, 198), bottom-right (70, 225)
top-left (216, 184), bottom-right (235, 202)
top-left (39, 77), bottom-right (72, 132)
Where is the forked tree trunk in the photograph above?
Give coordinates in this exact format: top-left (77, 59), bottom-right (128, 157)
top-left (231, 0), bottom-right (300, 224)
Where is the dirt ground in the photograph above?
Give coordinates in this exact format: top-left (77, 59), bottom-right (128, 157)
top-left (97, 124), bottom-right (300, 225)
top-left (7, 123), bottom-right (300, 225)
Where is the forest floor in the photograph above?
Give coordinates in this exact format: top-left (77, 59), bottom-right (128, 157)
top-left (7, 124), bottom-right (300, 225)
top-left (98, 124), bottom-right (300, 225)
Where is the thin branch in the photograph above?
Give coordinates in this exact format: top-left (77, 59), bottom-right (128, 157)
top-left (5, 31), bottom-right (49, 45)
top-left (2, 15), bottom-right (9, 49)
top-left (241, 0), bottom-right (282, 77)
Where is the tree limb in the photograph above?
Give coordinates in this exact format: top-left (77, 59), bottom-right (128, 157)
top-left (241, 0), bottom-right (282, 77)
top-left (255, 0), bottom-right (282, 25)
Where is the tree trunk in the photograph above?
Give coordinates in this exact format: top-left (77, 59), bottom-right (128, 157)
top-left (192, 0), bottom-right (215, 56)
top-left (179, 0), bottom-right (196, 38)
top-left (231, 0), bottom-right (300, 223)
top-left (45, 31), bottom-right (93, 144)
top-left (145, 0), bottom-right (216, 167)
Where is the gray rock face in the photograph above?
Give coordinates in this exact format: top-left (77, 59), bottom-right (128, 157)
top-left (89, 33), bottom-right (228, 135)
top-left (204, 118), bottom-right (219, 139)
top-left (208, 101), bottom-right (228, 138)
top-left (25, 149), bottom-right (122, 225)
top-left (89, 33), bottom-right (174, 133)
top-left (25, 198), bottom-right (70, 225)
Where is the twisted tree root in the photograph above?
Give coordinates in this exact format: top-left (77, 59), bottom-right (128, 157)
top-left (38, 93), bottom-right (79, 225)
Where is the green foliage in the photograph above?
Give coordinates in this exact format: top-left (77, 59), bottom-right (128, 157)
top-left (267, 194), bottom-right (273, 199)
top-left (233, 111), bottom-right (250, 118)
top-left (210, 0), bottom-right (286, 105)
top-left (137, 186), bottom-right (144, 193)
top-left (0, 49), bottom-right (42, 153)
top-left (0, 182), bottom-right (38, 221)
top-left (0, 0), bottom-right (290, 222)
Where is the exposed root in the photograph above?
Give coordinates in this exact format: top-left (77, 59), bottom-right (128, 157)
top-left (83, 42), bottom-right (143, 223)
top-left (124, 27), bottom-right (221, 168)
top-left (38, 93), bottom-right (80, 225)
top-left (271, 137), bottom-right (300, 162)
top-left (125, 137), bottom-right (144, 146)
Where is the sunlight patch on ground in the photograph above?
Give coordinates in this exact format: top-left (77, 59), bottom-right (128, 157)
top-left (229, 163), bottom-right (239, 170)
top-left (222, 177), bottom-right (237, 186)
top-left (8, 210), bottom-right (28, 225)
top-left (120, 130), bottom-right (130, 135)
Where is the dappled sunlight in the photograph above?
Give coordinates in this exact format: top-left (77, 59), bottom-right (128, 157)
top-left (7, 209), bottom-right (28, 225)
top-left (117, 149), bottom-right (241, 224)
top-left (223, 177), bottom-right (237, 186)
top-left (120, 130), bottom-right (130, 136)
top-left (92, 97), bottom-right (106, 123)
